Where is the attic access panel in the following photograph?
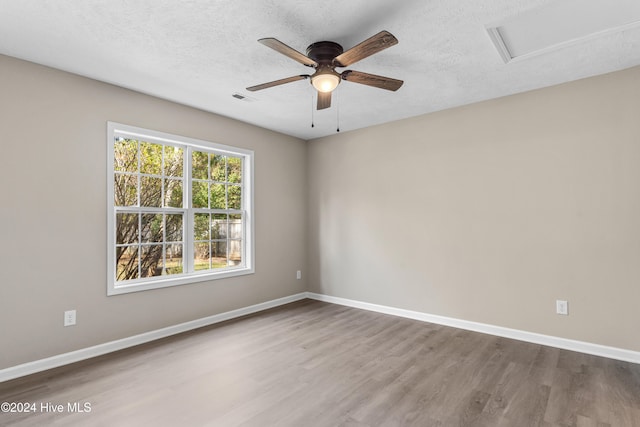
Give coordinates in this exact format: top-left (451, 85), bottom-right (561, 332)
top-left (487, 0), bottom-right (640, 63)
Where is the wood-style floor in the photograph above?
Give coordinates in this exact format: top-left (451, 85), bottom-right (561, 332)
top-left (1, 299), bottom-right (639, 426)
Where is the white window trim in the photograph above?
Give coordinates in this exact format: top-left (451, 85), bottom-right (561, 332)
top-left (107, 122), bottom-right (255, 296)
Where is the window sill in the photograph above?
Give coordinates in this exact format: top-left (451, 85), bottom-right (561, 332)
top-left (107, 267), bottom-right (255, 296)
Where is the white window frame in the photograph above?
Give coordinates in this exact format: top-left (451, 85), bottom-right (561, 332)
top-left (107, 122), bottom-right (254, 295)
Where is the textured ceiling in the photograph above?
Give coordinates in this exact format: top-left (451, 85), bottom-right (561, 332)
top-left (1, 0), bottom-right (640, 140)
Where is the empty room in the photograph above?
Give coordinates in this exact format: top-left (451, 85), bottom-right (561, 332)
top-left (1, 0), bottom-right (640, 426)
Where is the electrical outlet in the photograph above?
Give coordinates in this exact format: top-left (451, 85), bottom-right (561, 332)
top-left (556, 300), bottom-right (568, 315)
top-left (64, 310), bottom-right (76, 326)
top-left (296, 270), bottom-right (302, 280)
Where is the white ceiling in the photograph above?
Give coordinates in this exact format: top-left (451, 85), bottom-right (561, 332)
top-left (1, 0), bottom-right (639, 140)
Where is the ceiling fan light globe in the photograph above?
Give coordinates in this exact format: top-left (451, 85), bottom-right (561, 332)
top-left (312, 73), bottom-right (340, 93)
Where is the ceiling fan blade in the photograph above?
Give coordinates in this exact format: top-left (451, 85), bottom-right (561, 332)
top-left (333, 31), bottom-right (398, 67)
top-left (317, 91), bottom-right (332, 110)
top-left (259, 38), bottom-right (318, 67)
top-left (341, 70), bottom-right (403, 91)
top-left (246, 75), bottom-right (309, 92)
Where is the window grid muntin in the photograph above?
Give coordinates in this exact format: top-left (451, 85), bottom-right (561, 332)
top-left (114, 208), bottom-right (186, 280)
top-left (191, 209), bottom-right (245, 271)
top-left (190, 149), bottom-right (245, 272)
top-left (113, 139), bottom-right (185, 210)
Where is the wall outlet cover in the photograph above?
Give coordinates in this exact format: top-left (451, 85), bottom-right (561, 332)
top-left (556, 300), bottom-right (568, 315)
top-left (64, 310), bottom-right (77, 326)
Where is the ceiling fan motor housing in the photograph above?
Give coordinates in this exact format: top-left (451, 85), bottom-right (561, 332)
top-left (307, 41), bottom-right (344, 92)
top-left (306, 41), bottom-right (344, 64)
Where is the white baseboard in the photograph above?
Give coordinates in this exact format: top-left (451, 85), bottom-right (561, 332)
top-left (3, 291), bottom-right (638, 383)
top-left (306, 292), bottom-right (640, 365)
top-left (0, 293), bottom-right (308, 383)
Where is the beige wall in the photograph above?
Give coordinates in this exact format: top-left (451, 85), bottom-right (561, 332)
top-left (2, 52), bottom-right (639, 371)
top-left (308, 66), bottom-right (640, 352)
top-left (0, 55), bottom-right (307, 369)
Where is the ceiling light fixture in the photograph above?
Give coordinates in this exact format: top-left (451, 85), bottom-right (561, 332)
top-left (311, 68), bottom-right (341, 93)
top-left (247, 32), bottom-right (403, 111)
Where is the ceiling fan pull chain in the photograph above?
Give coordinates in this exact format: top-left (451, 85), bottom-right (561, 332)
top-left (336, 89), bottom-right (340, 133)
top-left (311, 92), bottom-right (315, 128)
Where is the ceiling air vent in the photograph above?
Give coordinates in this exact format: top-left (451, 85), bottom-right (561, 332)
top-left (487, 0), bottom-right (640, 63)
top-left (232, 93), bottom-right (256, 102)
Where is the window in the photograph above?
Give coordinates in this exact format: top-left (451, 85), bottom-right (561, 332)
top-left (107, 122), bottom-right (254, 295)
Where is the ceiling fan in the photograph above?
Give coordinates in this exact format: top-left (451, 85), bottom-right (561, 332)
top-left (246, 31), bottom-right (403, 110)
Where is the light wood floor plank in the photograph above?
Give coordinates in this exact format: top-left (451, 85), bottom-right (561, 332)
top-left (1, 299), bottom-right (639, 426)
